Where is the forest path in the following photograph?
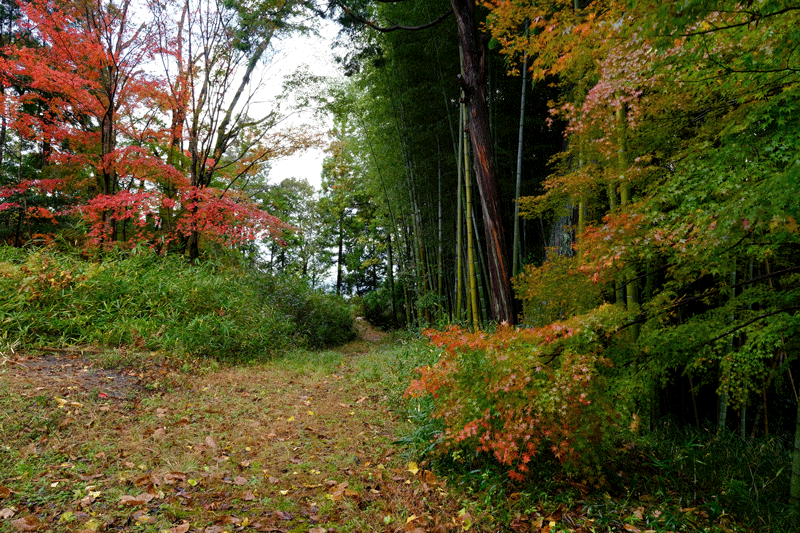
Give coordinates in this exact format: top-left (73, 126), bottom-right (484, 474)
top-left (0, 322), bottom-right (472, 533)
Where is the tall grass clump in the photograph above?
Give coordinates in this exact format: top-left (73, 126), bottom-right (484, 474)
top-left (0, 246), bottom-right (354, 359)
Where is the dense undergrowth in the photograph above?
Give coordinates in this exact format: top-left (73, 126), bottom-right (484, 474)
top-left (0, 245), bottom-right (355, 358)
top-left (397, 358), bottom-right (797, 532)
top-left (386, 324), bottom-right (798, 532)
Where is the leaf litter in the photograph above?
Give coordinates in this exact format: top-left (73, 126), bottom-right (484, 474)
top-left (0, 323), bottom-right (476, 532)
top-left (0, 322), bottom-right (745, 532)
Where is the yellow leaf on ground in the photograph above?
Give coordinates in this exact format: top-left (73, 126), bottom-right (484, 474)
top-left (408, 462), bottom-right (419, 475)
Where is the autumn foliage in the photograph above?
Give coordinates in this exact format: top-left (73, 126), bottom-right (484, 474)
top-left (406, 304), bottom-right (632, 480)
top-left (0, 0), bottom-right (307, 255)
top-left (405, 0), bottom-right (800, 489)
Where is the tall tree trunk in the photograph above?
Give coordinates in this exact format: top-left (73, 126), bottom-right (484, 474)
top-left (512, 49), bottom-right (528, 277)
top-left (452, 0), bottom-right (512, 324)
top-left (464, 115), bottom-right (479, 331)
top-left (791, 394), bottom-right (800, 505)
top-left (455, 58), bottom-right (466, 323)
top-left (437, 138), bottom-right (444, 318)
top-left (718, 264), bottom-right (736, 433)
top-left (387, 232), bottom-right (397, 326)
top-left (336, 210), bottom-right (344, 295)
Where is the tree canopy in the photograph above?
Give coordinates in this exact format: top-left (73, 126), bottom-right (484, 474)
top-left (0, 0), bottom-right (317, 258)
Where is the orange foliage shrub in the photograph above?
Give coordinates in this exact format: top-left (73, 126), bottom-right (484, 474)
top-left (406, 305), bottom-right (629, 481)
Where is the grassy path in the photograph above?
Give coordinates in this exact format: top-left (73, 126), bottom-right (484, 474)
top-left (2, 325), bottom-right (776, 533)
top-left (0, 326), bottom-right (470, 532)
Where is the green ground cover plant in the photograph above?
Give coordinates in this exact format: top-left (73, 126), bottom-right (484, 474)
top-left (0, 246), bottom-right (354, 359)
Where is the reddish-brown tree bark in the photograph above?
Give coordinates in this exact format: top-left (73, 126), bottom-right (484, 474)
top-left (451, 0), bottom-right (512, 323)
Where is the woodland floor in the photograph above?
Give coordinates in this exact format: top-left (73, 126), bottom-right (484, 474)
top-left (0, 321), bottom-right (768, 533)
top-left (0, 320), bottom-right (484, 533)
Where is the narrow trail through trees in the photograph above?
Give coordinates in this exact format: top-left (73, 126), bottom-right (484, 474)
top-left (0, 324), bottom-right (479, 532)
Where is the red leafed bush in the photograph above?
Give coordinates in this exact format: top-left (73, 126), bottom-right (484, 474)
top-left (406, 305), bottom-right (629, 480)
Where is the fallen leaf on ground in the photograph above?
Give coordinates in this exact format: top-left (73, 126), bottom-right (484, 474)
top-left (163, 472), bottom-right (186, 485)
top-left (0, 508), bottom-right (16, 519)
top-left (329, 481), bottom-right (349, 501)
top-left (171, 521), bottom-right (190, 533)
top-left (421, 470), bottom-right (437, 484)
top-left (119, 493), bottom-right (155, 506)
top-left (10, 515), bottom-right (40, 531)
top-left (81, 517), bottom-right (102, 532)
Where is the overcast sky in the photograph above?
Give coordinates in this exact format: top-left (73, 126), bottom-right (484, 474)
top-left (264, 19), bottom-right (344, 191)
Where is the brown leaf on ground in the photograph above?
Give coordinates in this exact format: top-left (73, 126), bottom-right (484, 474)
top-left (10, 515), bottom-right (40, 531)
top-left (119, 493), bottom-right (155, 506)
top-left (163, 472), bottom-right (186, 485)
top-left (330, 481), bottom-right (349, 501)
top-left (421, 470), bottom-right (437, 485)
top-left (0, 486), bottom-right (13, 498)
top-left (0, 508), bottom-right (16, 519)
top-left (171, 521), bottom-right (190, 533)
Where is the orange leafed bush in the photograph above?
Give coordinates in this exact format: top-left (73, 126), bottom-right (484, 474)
top-left (406, 306), bottom-right (629, 480)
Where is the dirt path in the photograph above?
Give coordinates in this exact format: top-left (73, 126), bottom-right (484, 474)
top-left (0, 323), bottom-right (472, 533)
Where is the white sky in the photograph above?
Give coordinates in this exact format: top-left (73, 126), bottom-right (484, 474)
top-left (264, 19), bottom-right (343, 191)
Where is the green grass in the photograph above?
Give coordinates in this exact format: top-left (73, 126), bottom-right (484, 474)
top-left (0, 246), bottom-right (355, 360)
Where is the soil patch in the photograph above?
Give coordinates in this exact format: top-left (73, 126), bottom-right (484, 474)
top-left (2, 349), bottom-right (146, 401)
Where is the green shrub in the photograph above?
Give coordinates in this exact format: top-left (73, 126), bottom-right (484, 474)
top-left (0, 246), bottom-right (353, 359)
top-left (261, 274), bottom-right (355, 349)
top-left (362, 284), bottom-right (404, 330)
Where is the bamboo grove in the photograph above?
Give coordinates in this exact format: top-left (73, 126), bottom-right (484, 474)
top-left (324, 0), bottom-right (800, 503)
